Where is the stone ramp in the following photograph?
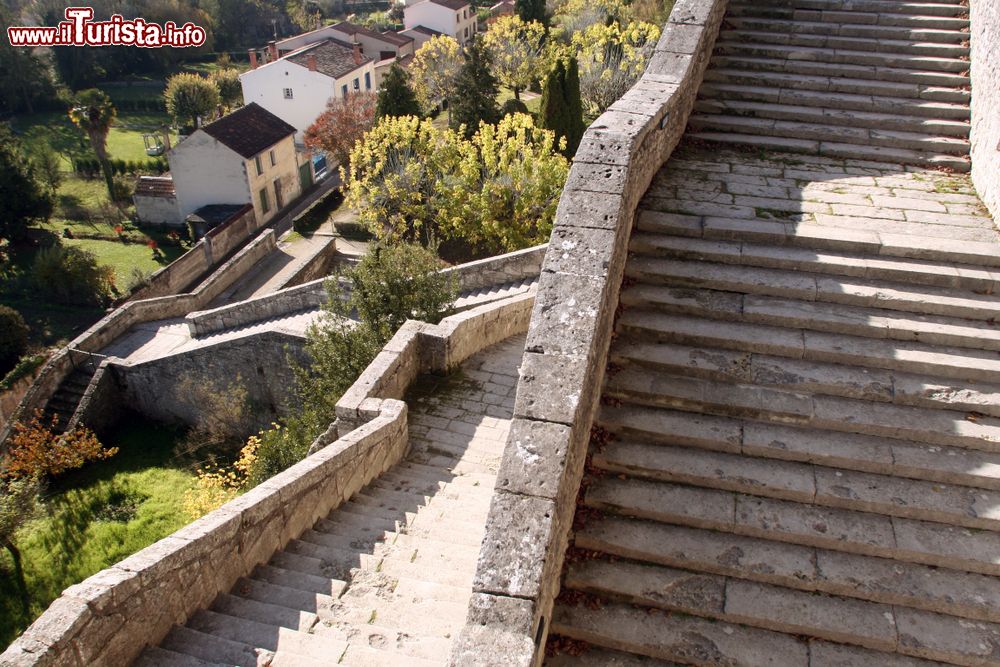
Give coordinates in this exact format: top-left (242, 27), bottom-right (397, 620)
top-left (133, 335), bottom-right (523, 666)
top-left (545, 143), bottom-right (1000, 665)
top-left (690, 0), bottom-right (973, 171)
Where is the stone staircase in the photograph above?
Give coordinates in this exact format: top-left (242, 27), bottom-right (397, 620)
top-left (690, 0), bottom-right (973, 171)
top-left (546, 140), bottom-right (1000, 664)
top-left (44, 362), bottom-right (99, 432)
top-left (133, 336), bottom-right (521, 666)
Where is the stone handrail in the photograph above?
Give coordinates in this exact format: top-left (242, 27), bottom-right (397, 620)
top-left (0, 289), bottom-right (535, 666)
top-left (449, 0), bottom-right (730, 663)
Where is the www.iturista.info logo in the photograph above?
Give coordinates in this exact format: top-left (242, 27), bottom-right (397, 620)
top-left (7, 7), bottom-right (207, 48)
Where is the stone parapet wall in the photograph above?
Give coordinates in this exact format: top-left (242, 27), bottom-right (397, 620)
top-left (971, 0), bottom-right (1000, 218)
top-left (449, 0), bottom-right (730, 663)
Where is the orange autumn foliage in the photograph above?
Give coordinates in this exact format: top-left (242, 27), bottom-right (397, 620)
top-left (3, 410), bottom-right (117, 479)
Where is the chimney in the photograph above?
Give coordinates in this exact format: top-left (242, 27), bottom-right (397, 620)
top-left (248, 49), bottom-right (258, 69)
top-left (267, 40), bottom-right (278, 62)
top-left (353, 43), bottom-right (362, 65)
top-left (307, 54), bottom-right (318, 71)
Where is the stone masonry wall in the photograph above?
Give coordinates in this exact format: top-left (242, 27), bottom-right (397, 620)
top-left (971, 0), bottom-right (1000, 218)
top-left (449, 0), bottom-right (730, 663)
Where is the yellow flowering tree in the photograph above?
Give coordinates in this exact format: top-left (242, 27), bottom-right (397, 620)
top-left (571, 20), bottom-right (660, 118)
top-left (482, 16), bottom-right (547, 100)
top-left (409, 35), bottom-right (462, 114)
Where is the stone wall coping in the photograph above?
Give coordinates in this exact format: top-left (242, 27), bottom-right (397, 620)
top-left (449, 0), bottom-right (730, 663)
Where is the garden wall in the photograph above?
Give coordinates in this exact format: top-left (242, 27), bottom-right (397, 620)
top-left (971, 0), bottom-right (1000, 218)
top-left (449, 0), bottom-right (730, 663)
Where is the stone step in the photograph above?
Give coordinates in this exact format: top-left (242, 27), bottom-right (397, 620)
top-left (688, 114), bottom-right (970, 154)
top-left (251, 564), bottom-right (346, 598)
top-left (379, 461), bottom-right (496, 486)
top-left (692, 95), bottom-right (970, 137)
top-left (599, 403), bottom-right (1000, 491)
top-left (627, 231), bottom-right (999, 292)
top-left (552, 598), bottom-right (810, 666)
top-left (545, 646), bottom-right (680, 666)
top-left (186, 609), bottom-right (346, 659)
top-left (313, 515), bottom-right (485, 549)
top-left (583, 476), bottom-right (1000, 576)
top-left (326, 594), bottom-right (467, 639)
top-left (320, 507), bottom-right (402, 534)
top-left (721, 16), bottom-right (970, 43)
top-left (377, 556), bottom-right (477, 589)
top-left (212, 593), bottom-right (317, 632)
top-left (133, 646), bottom-right (227, 667)
top-left (284, 539), bottom-right (377, 577)
top-left (594, 440), bottom-right (1000, 530)
top-left (718, 27), bottom-right (970, 57)
top-left (314, 618), bottom-right (452, 661)
top-left (625, 256), bottom-right (1000, 321)
top-left (299, 527), bottom-right (481, 564)
top-left (703, 67), bottom-right (970, 103)
top-left (577, 514), bottom-right (1000, 624)
top-left (337, 643), bottom-right (444, 667)
top-left (713, 40), bottom-right (970, 72)
top-left (350, 486), bottom-right (492, 519)
top-left (564, 557), bottom-right (1000, 664)
top-left (159, 626), bottom-right (263, 667)
top-left (688, 131), bottom-right (971, 172)
top-left (235, 576), bottom-right (339, 616)
top-left (710, 53), bottom-right (971, 86)
top-left (606, 364), bottom-right (1000, 452)
top-left (728, 0), bottom-right (970, 19)
top-left (695, 92), bottom-right (971, 129)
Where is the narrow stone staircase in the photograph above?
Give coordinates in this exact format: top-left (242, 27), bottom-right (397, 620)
top-left (134, 336), bottom-right (523, 666)
top-left (546, 143), bottom-right (1000, 665)
top-left (690, 0), bottom-right (972, 171)
top-left (44, 364), bottom-right (97, 432)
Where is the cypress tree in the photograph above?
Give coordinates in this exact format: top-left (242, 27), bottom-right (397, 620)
top-left (375, 62), bottom-right (421, 119)
top-left (449, 37), bottom-right (501, 138)
top-left (540, 56), bottom-right (585, 158)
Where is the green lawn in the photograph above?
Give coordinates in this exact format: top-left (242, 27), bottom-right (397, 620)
top-left (0, 418), bottom-right (195, 650)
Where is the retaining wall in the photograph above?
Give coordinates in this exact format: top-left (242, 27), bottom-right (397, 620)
top-left (0, 290), bottom-right (534, 667)
top-left (0, 367), bottom-right (44, 433)
top-left (449, 0), bottom-right (730, 663)
top-left (971, 0), bottom-right (1000, 218)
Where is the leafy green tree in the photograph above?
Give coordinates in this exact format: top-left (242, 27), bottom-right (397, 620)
top-left (33, 245), bottom-right (115, 306)
top-left (0, 125), bottom-right (53, 242)
top-left (68, 89), bottom-right (117, 198)
top-left (0, 306), bottom-right (29, 377)
top-left (572, 20), bottom-right (660, 118)
top-left (449, 37), bottom-right (501, 139)
top-left (409, 35), bottom-right (462, 114)
top-left (0, 11), bottom-right (59, 115)
top-left (375, 62), bottom-right (422, 119)
top-left (165, 73), bottom-right (221, 132)
top-left (32, 151), bottom-right (64, 197)
top-left (483, 16), bottom-right (547, 100)
top-left (516, 0), bottom-right (548, 26)
top-left (211, 68), bottom-right (244, 111)
top-left (540, 56), bottom-right (585, 157)
top-left (0, 476), bottom-right (39, 617)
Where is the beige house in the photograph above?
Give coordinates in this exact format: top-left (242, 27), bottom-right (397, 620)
top-left (168, 103), bottom-right (309, 226)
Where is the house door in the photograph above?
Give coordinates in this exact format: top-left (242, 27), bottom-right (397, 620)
top-left (273, 179), bottom-right (284, 209)
top-left (299, 161), bottom-right (314, 190)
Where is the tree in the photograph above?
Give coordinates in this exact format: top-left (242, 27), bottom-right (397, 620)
top-left (0, 125), bottom-right (54, 243)
top-left (5, 411), bottom-right (118, 479)
top-left (483, 16), bottom-right (547, 101)
top-left (409, 35), bottom-right (462, 114)
top-left (0, 475), bottom-right (39, 617)
top-left (165, 73), bottom-right (221, 132)
top-left (572, 20), bottom-right (660, 118)
top-left (540, 56), bottom-right (585, 157)
top-left (33, 244), bottom-right (115, 306)
top-left (32, 151), bottom-right (64, 197)
top-left (375, 62), bottom-right (421, 119)
top-left (516, 0), bottom-right (548, 26)
top-left (211, 68), bottom-right (244, 111)
top-left (0, 306), bottom-right (29, 376)
top-left (0, 8), bottom-right (59, 115)
top-left (304, 92), bottom-right (377, 172)
top-left (449, 37), bottom-right (501, 139)
top-left (68, 89), bottom-right (117, 198)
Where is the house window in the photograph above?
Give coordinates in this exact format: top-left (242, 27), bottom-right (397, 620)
top-left (283, 87), bottom-right (293, 99)
top-left (464, 26), bottom-right (468, 38)
top-left (463, 8), bottom-right (467, 18)
top-left (365, 72), bottom-right (371, 90)
top-left (259, 187), bottom-right (270, 214)
top-left (342, 84), bottom-right (349, 98)
top-left (456, 13), bottom-right (460, 23)
top-left (274, 179), bottom-right (284, 209)
top-left (254, 155), bottom-right (263, 176)
top-left (269, 149), bottom-right (276, 167)
top-left (353, 78), bottom-right (360, 90)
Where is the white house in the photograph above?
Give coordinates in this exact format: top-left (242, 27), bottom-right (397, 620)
top-left (403, 0), bottom-right (477, 46)
top-left (400, 25), bottom-right (446, 50)
top-left (240, 39), bottom-right (376, 141)
top-left (168, 103), bottom-right (307, 225)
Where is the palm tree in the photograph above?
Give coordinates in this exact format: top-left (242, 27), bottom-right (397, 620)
top-left (69, 89), bottom-right (117, 198)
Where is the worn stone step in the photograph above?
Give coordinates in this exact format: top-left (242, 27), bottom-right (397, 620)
top-left (377, 556), bottom-right (477, 589)
top-left (314, 618), bottom-right (451, 660)
top-left (584, 476), bottom-right (1000, 576)
top-left (284, 539), bottom-right (376, 577)
top-left (713, 40), bottom-right (970, 72)
top-left (551, 598), bottom-right (809, 665)
top-left (326, 594), bottom-right (467, 639)
top-left (373, 470), bottom-right (493, 496)
top-left (380, 460), bottom-right (496, 485)
top-left (628, 231), bottom-right (999, 292)
top-left (600, 403), bottom-right (1000, 491)
top-left (186, 609), bottom-right (346, 659)
top-left (545, 646), bottom-right (680, 666)
top-left (691, 95), bottom-right (971, 136)
top-left (235, 576), bottom-right (339, 617)
top-left (159, 626), bottom-right (263, 667)
top-left (320, 507), bottom-right (401, 534)
top-left (578, 514), bottom-right (1000, 624)
top-left (211, 593), bottom-right (317, 632)
top-left (595, 440), bottom-right (1000, 530)
top-left (251, 564), bottom-right (346, 598)
top-left (688, 131), bottom-right (971, 172)
top-left (719, 26), bottom-right (970, 58)
top-left (721, 16), bottom-right (970, 43)
top-left (710, 53), bottom-right (971, 86)
top-left (337, 643), bottom-right (444, 666)
top-left (338, 495), bottom-right (487, 534)
top-left (133, 646), bottom-right (227, 667)
top-left (350, 487), bottom-right (492, 519)
top-left (729, 0), bottom-right (970, 19)
top-left (299, 527), bottom-right (481, 564)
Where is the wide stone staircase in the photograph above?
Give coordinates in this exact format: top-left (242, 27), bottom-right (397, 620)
top-left (690, 0), bottom-right (972, 171)
top-left (133, 336), bottom-right (522, 666)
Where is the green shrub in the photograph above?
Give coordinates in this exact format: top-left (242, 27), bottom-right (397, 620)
top-left (0, 354), bottom-right (46, 390)
top-left (0, 306), bottom-right (29, 375)
top-left (32, 244), bottom-right (114, 305)
top-left (501, 98), bottom-right (530, 117)
top-left (111, 175), bottom-right (134, 203)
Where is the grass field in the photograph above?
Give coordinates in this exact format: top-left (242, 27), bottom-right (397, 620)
top-left (0, 418), bottom-right (194, 650)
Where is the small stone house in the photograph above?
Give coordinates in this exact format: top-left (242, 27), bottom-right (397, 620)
top-left (403, 0), bottom-right (477, 46)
